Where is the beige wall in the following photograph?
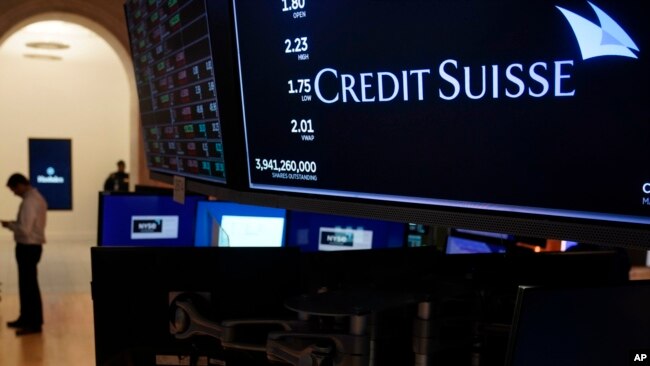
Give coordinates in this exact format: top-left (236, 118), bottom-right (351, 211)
top-left (0, 0), bottom-right (146, 243)
top-left (0, 0), bottom-right (129, 49)
top-left (0, 0), bottom-right (150, 182)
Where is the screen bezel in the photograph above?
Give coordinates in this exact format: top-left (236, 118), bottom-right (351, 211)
top-left (152, 171), bottom-right (650, 249)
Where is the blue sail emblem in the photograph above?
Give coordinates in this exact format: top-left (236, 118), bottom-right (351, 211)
top-left (556, 1), bottom-right (639, 60)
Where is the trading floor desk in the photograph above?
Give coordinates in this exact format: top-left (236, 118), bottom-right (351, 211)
top-left (91, 247), bottom-right (638, 366)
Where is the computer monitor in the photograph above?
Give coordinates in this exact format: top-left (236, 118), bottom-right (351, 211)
top-left (194, 201), bottom-right (286, 247)
top-left (97, 192), bottom-right (203, 246)
top-left (445, 229), bottom-right (511, 254)
top-left (127, 0), bottom-right (649, 250)
top-left (285, 211), bottom-right (405, 252)
top-left (220, 0), bottom-right (649, 248)
top-left (505, 282), bottom-right (650, 366)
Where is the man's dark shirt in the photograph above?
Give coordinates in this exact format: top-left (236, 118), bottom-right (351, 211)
top-left (103, 171), bottom-right (129, 192)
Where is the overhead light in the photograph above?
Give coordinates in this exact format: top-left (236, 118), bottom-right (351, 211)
top-left (2, 20), bottom-right (104, 61)
top-left (23, 53), bottom-right (63, 61)
top-left (26, 41), bottom-right (70, 50)
top-left (23, 21), bottom-right (95, 37)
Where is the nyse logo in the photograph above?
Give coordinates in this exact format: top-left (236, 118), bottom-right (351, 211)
top-left (133, 219), bottom-right (162, 233)
top-left (318, 227), bottom-right (373, 251)
top-left (320, 231), bottom-right (354, 246)
top-left (130, 215), bottom-right (179, 240)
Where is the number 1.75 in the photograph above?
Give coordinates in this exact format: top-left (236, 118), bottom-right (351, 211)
top-left (288, 79), bottom-right (311, 94)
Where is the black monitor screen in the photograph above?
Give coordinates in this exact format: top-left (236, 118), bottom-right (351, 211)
top-left (98, 193), bottom-right (203, 246)
top-left (286, 211), bottom-right (405, 252)
top-left (91, 247), bottom-right (301, 366)
top-left (125, 0), bottom-right (228, 183)
top-left (232, 0), bottom-right (649, 240)
top-left (506, 282), bottom-right (650, 366)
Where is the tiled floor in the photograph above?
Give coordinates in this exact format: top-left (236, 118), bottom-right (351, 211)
top-left (0, 238), bottom-right (95, 366)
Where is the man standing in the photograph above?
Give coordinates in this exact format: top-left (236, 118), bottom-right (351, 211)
top-left (103, 160), bottom-right (130, 192)
top-left (1, 173), bottom-right (47, 335)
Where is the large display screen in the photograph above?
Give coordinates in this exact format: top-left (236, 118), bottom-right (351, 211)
top-left (125, 0), bottom-right (227, 183)
top-left (232, 1), bottom-right (649, 231)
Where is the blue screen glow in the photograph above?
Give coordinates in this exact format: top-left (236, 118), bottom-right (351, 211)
top-left (99, 194), bottom-right (202, 246)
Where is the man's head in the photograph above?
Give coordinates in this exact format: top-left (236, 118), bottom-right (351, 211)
top-left (117, 160), bottom-right (126, 173)
top-left (6, 173), bottom-right (31, 197)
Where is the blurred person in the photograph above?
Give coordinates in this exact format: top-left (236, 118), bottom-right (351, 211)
top-left (1, 173), bottom-right (47, 335)
top-left (103, 159), bottom-right (130, 192)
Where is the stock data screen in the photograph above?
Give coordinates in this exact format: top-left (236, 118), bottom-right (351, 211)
top-left (125, 0), bottom-right (226, 183)
top-left (232, 0), bottom-right (649, 226)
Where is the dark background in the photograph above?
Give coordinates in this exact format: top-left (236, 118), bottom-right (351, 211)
top-left (234, 0), bottom-right (649, 222)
